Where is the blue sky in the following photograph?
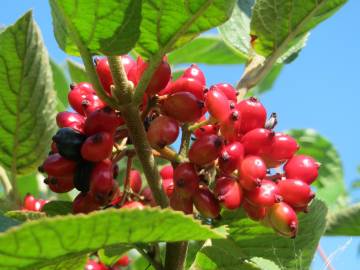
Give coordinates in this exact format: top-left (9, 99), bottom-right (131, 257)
top-left (1, 0), bottom-right (359, 269)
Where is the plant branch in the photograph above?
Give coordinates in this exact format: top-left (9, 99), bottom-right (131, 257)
top-left (153, 147), bottom-right (182, 163)
top-left (188, 117), bottom-right (217, 132)
top-left (164, 242), bottom-right (188, 270)
top-left (135, 245), bottom-right (163, 270)
top-left (121, 154), bottom-right (135, 205)
top-left (179, 124), bottom-right (191, 157)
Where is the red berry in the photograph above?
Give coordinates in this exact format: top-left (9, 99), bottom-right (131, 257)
top-left (219, 142), bottom-right (244, 174)
top-left (73, 192), bottom-right (101, 214)
top-left (85, 260), bottom-right (108, 270)
top-left (95, 57), bottom-right (113, 94)
top-left (267, 202), bottom-right (298, 238)
top-left (161, 91), bottom-right (204, 123)
top-left (147, 115), bottom-right (179, 148)
top-left (170, 189), bottom-right (193, 214)
top-left (194, 124), bottom-right (219, 138)
top-left (56, 111), bottom-right (85, 132)
top-left (45, 176), bottom-right (74, 193)
top-left (214, 176), bottom-right (243, 210)
top-left (277, 179), bottom-right (315, 208)
top-left (245, 179), bottom-right (280, 207)
top-left (68, 83), bottom-right (105, 115)
top-left (193, 186), bottom-right (220, 218)
top-left (168, 77), bottom-right (205, 101)
top-left (162, 178), bottom-right (174, 197)
top-left (267, 133), bottom-right (299, 163)
top-left (284, 155), bottom-right (319, 184)
top-left (219, 109), bottom-right (242, 142)
top-left (205, 87), bottom-right (232, 122)
top-left (23, 194), bottom-right (36, 211)
top-left (129, 170), bottom-right (142, 193)
top-left (115, 255), bottom-right (130, 267)
top-left (238, 156), bottom-right (267, 191)
top-left (160, 165), bottom-right (173, 180)
top-left (241, 128), bottom-right (273, 156)
top-left (122, 201), bottom-right (145, 209)
top-left (81, 132), bottom-right (114, 162)
top-left (41, 153), bottom-right (76, 177)
top-left (84, 107), bottom-right (124, 135)
top-left (188, 135), bottom-right (223, 166)
top-left (141, 187), bottom-right (156, 206)
top-left (242, 200), bottom-right (266, 221)
top-left (237, 97), bottom-right (267, 133)
top-left (173, 163), bottom-right (199, 198)
top-left (181, 64), bottom-right (206, 86)
top-left (210, 83), bottom-right (237, 102)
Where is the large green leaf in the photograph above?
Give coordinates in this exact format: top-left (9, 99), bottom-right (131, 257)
top-left (0, 12), bottom-right (57, 175)
top-left (67, 59), bottom-right (88, 83)
top-left (136, 0), bottom-right (236, 57)
top-left (49, 0), bottom-right (142, 56)
top-left (50, 59), bottom-right (69, 111)
top-left (98, 245), bottom-right (132, 266)
top-left (251, 0), bottom-right (347, 57)
top-left (287, 129), bottom-right (346, 208)
top-left (0, 208), bottom-right (225, 270)
top-left (192, 200), bottom-right (327, 270)
top-left (326, 204), bottom-right (360, 236)
top-left (168, 36), bottom-right (246, 65)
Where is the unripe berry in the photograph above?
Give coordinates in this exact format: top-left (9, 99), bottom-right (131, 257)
top-left (170, 189), bottom-right (193, 214)
top-left (181, 64), bottom-right (206, 86)
top-left (210, 83), bottom-right (237, 102)
top-left (241, 128), bottom-right (273, 156)
top-left (277, 179), bottom-right (315, 208)
top-left (238, 156), bottom-right (267, 191)
top-left (147, 115), bottom-right (179, 148)
top-left (129, 170), bottom-right (142, 193)
top-left (173, 162), bottom-right (199, 198)
top-left (84, 107), bottom-right (124, 135)
top-left (237, 97), bottom-right (267, 133)
top-left (193, 186), bottom-right (220, 219)
top-left (219, 142), bottom-right (244, 174)
top-left (45, 176), bottom-right (74, 193)
top-left (242, 200), bottom-right (266, 221)
top-left (160, 165), bottom-right (173, 180)
top-left (73, 192), bottom-right (101, 214)
top-left (245, 179), bottom-right (280, 207)
top-left (56, 111), bottom-right (85, 133)
top-left (214, 176), bottom-right (243, 210)
top-left (284, 155), bottom-right (319, 184)
top-left (267, 202), bottom-right (298, 238)
top-left (81, 132), bottom-right (114, 162)
top-left (205, 87), bottom-right (232, 122)
top-left (40, 153), bottom-right (76, 177)
top-left (188, 135), bottom-right (223, 166)
top-left (168, 77), bottom-right (205, 101)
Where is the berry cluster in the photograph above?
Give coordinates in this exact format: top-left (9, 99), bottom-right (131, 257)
top-left (37, 54), bottom-right (320, 238)
top-left (85, 255), bottom-right (129, 270)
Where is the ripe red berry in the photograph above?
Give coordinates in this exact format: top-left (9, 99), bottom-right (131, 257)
top-left (182, 64), bottom-right (206, 86)
top-left (85, 260), bottom-right (108, 270)
top-left (56, 111), bottom-right (85, 132)
top-left (267, 202), bottom-right (298, 238)
top-left (277, 179), bottom-right (315, 208)
top-left (95, 57), bottom-right (113, 94)
top-left (23, 194), bottom-right (37, 211)
top-left (115, 255), bottom-right (130, 267)
top-left (219, 142), bottom-right (244, 174)
top-left (193, 186), bottom-right (220, 218)
top-left (194, 123), bottom-right (219, 138)
top-left (141, 187), bottom-right (156, 206)
top-left (210, 83), bottom-right (237, 102)
top-left (173, 162), bottom-right (199, 198)
top-left (214, 176), bottom-right (243, 210)
top-left (219, 109), bottom-right (242, 141)
top-left (147, 115), bottom-right (179, 148)
top-left (122, 201), bottom-right (145, 209)
top-left (161, 91), bottom-right (204, 123)
top-left (205, 87), bottom-right (232, 122)
top-left (170, 189), bottom-right (193, 214)
top-left (68, 83), bottom-right (105, 115)
top-left (129, 170), bottom-right (142, 193)
top-left (40, 153), bottom-right (76, 177)
top-left (45, 176), bottom-right (74, 193)
top-left (162, 177), bottom-right (174, 197)
top-left (241, 128), bottom-right (273, 156)
top-left (81, 132), bottom-right (114, 162)
top-left (33, 199), bottom-right (48, 212)
top-left (73, 192), bottom-right (101, 214)
top-left (284, 155), bottom-right (319, 184)
top-left (266, 133), bottom-right (299, 164)
top-left (242, 200), bottom-right (267, 221)
top-left (237, 97), bottom-right (267, 133)
top-left (188, 134), bottom-right (223, 166)
top-left (84, 107), bottom-right (124, 135)
top-left (160, 165), bottom-right (173, 180)
top-left (238, 156), bottom-right (267, 191)
top-left (245, 179), bottom-right (280, 207)
top-left (168, 77), bottom-right (205, 101)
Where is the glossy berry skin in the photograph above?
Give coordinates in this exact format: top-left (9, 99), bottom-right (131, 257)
top-left (188, 135), bottom-right (223, 166)
top-left (173, 162), bottom-right (199, 198)
top-left (219, 109), bottom-right (242, 142)
top-left (162, 177), bottom-right (174, 196)
top-left (73, 192), bottom-right (101, 214)
top-left (237, 97), bottom-right (267, 134)
top-left (41, 153), bottom-right (76, 177)
top-left (161, 91), bottom-right (204, 123)
top-left (170, 189), bottom-right (193, 214)
top-left (89, 159), bottom-right (115, 205)
top-left (141, 187), bottom-right (156, 206)
top-left (193, 186), bottom-right (220, 219)
top-left (129, 170), bottom-right (142, 193)
top-left (95, 57), bottom-right (113, 94)
top-left (241, 128), bottom-right (273, 156)
top-left (205, 87), bottom-right (232, 122)
top-left (277, 179), bottom-right (315, 208)
top-left (147, 115), bottom-right (179, 148)
top-left (45, 176), bottom-right (74, 193)
top-left (284, 155), bottom-right (319, 184)
top-left (238, 156), bottom-right (267, 191)
top-left (267, 202), bottom-right (298, 238)
top-left (81, 132), bottom-right (114, 162)
top-left (181, 64), bottom-right (206, 86)
top-left (115, 255), bottom-right (130, 267)
top-left (245, 179), bottom-right (280, 207)
top-left (267, 133), bottom-right (299, 163)
top-left (23, 194), bottom-right (37, 211)
top-left (84, 107), bottom-right (124, 135)
top-left (52, 127), bottom-right (87, 160)
top-left (160, 165), bottom-right (173, 180)
top-left (68, 83), bottom-right (96, 115)
top-left (242, 200), bottom-right (267, 221)
top-left (219, 142), bottom-right (244, 174)
top-left (214, 176), bottom-right (243, 210)
top-left (168, 77), bottom-right (205, 101)
top-left (210, 83), bottom-right (237, 102)
top-left (122, 201), bottom-right (145, 209)
top-left (194, 124), bottom-right (219, 138)
top-left (56, 111), bottom-right (85, 133)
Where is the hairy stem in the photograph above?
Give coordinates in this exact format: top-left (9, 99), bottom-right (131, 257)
top-left (179, 124), bottom-right (191, 157)
top-left (187, 117), bottom-right (217, 132)
top-left (164, 242), bottom-right (189, 270)
top-left (153, 147), bottom-right (182, 163)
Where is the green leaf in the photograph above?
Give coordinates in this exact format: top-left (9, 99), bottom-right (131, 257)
top-left (50, 59), bottom-right (69, 111)
top-left (192, 200), bottom-right (327, 270)
top-left (326, 204), bottom-right (360, 236)
top-left (40, 256), bottom-right (87, 270)
top-left (16, 173), bottom-right (40, 198)
top-left (49, 0), bottom-right (142, 56)
top-left (168, 36), bottom-right (246, 65)
top-left (98, 245), bottom-right (132, 266)
top-left (250, 0), bottom-right (347, 57)
top-left (136, 0), bottom-right (236, 57)
top-left (5, 210), bottom-right (46, 222)
top-left (247, 64), bottom-right (283, 96)
top-left (0, 208), bottom-right (225, 270)
top-left (287, 129), bottom-right (346, 208)
top-left (0, 12), bottom-right (57, 175)
top-left (67, 59), bottom-right (88, 83)
top-left (0, 214), bottom-right (21, 232)
top-left (42, 201), bottom-right (72, 216)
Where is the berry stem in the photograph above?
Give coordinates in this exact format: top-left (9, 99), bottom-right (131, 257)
top-left (179, 124), bottom-right (192, 157)
top-left (121, 154), bottom-right (135, 205)
top-left (188, 117), bottom-right (217, 132)
top-left (152, 147), bottom-right (182, 163)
